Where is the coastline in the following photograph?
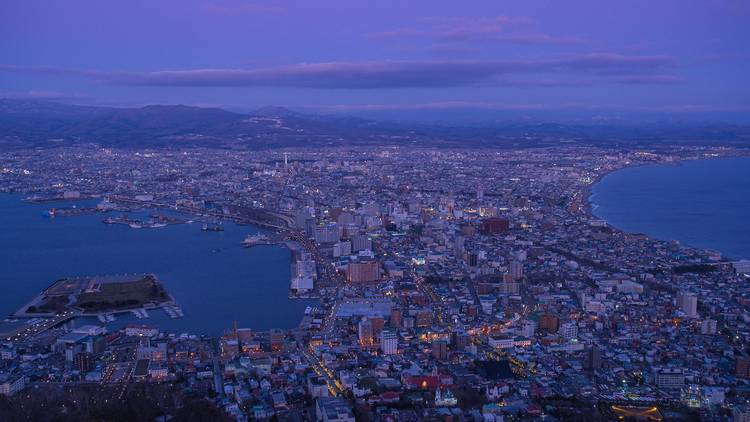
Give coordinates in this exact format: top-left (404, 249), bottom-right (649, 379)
top-left (0, 193), bottom-right (308, 335)
top-left (583, 154), bottom-right (750, 261)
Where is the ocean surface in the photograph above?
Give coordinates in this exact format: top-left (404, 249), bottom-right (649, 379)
top-left (590, 156), bottom-right (750, 260)
top-left (0, 194), bottom-right (315, 335)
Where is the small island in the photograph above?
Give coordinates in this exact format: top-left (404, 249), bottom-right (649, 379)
top-left (16, 273), bottom-right (174, 317)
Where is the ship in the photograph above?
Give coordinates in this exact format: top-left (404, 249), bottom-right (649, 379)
top-left (201, 223), bottom-right (224, 232)
top-left (242, 233), bottom-right (269, 247)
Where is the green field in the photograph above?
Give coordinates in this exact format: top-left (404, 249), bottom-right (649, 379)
top-left (74, 275), bottom-right (169, 312)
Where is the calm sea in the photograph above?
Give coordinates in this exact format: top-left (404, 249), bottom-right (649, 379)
top-left (0, 194), bottom-right (315, 335)
top-left (590, 156), bottom-right (750, 260)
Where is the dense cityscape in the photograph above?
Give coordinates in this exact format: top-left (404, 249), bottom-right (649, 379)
top-left (3, 1), bottom-right (750, 420)
top-left (0, 144), bottom-right (748, 421)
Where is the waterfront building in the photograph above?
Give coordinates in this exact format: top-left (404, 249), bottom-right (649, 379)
top-left (270, 329), bottom-right (285, 352)
top-left (125, 324), bottom-right (159, 338)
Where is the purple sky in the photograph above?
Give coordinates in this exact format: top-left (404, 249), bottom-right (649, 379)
top-left (1, 0), bottom-right (748, 120)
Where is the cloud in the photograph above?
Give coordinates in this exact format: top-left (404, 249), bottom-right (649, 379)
top-left (369, 15), bottom-right (583, 46)
top-left (322, 101), bottom-right (748, 114)
top-left (0, 54), bottom-right (678, 89)
top-left (370, 28), bottom-right (582, 46)
top-left (324, 101), bottom-right (549, 111)
top-left (0, 90), bottom-right (89, 100)
top-left (418, 15), bottom-right (532, 26)
top-left (0, 64), bottom-right (101, 78)
top-left (613, 74), bottom-right (685, 84)
top-left (646, 104), bottom-right (750, 113)
top-left (204, 1), bottom-right (284, 15)
top-left (427, 43), bottom-right (481, 56)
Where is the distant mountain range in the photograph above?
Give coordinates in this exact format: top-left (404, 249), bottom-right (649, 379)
top-left (0, 99), bottom-right (748, 149)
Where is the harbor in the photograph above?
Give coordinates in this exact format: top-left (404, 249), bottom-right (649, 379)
top-left (0, 193), bottom-right (316, 335)
top-left (103, 214), bottom-right (189, 229)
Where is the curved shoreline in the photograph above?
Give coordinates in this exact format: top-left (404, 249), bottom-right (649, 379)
top-left (584, 155), bottom-right (750, 261)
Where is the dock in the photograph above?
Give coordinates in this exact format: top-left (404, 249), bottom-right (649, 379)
top-left (164, 305), bottom-right (184, 319)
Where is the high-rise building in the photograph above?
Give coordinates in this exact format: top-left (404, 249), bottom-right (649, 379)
top-left (315, 397), bottom-right (355, 422)
top-left (520, 321), bottom-right (536, 338)
top-left (380, 330), bottom-right (397, 355)
top-left (351, 234), bottom-right (372, 252)
top-left (336, 212), bottom-right (354, 225)
top-left (270, 329), bottom-right (285, 352)
top-left (432, 340), bottom-right (448, 361)
top-left (294, 208), bottom-right (310, 229)
top-left (389, 307), bottom-right (402, 328)
top-left (454, 235), bottom-right (465, 257)
top-left (358, 318), bottom-right (374, 346)
top-left (332, 241), bottom-right (352, 258)
top-left (656, 368), bottom-right (685, 389)
top-left (415, 309), bottom-right (432, 328)
top-left (346, 260), bottom-right (380, 283)
top-left (559, 321), bottom-right (578, 340)
top-left (499, 280), bottom-right (519, 295)
top-left (0, 374), bottom-right (25, 396)
top-left (736, 356), bottom-right (750, 378)
top-left (313, 224), bottom-right (341, 244)
top-left (75, 352), bottom-right (94, 372)
top-left (539, 314), bottom-right (559, 332)
top-left (460, 223), bottom-right (476, 237)
top-left (480, 217), bottom-right (510, 235)
top-left (370, 316), bottom-right (385, 338)
top-left (451, 331), bottom-right (470, 351)
top-left (700, 319), bottom-right (717, 335)
top-left (464, 252), bottom-right (478, 267)
top-left (733, 405), bottom-right (750, 422)
top-left (509, 260), bottom-right (524, 280)
top-left (583, 345), bottom-right (602, 370)
top-left (678, 292), bottom-right (698, 318)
